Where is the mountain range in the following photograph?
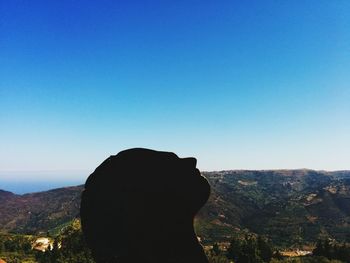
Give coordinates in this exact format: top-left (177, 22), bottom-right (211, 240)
top-left (1, 169), bottom-right (349, 247)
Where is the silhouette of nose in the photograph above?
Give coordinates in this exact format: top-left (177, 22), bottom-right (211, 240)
top-left (182, 157), bottom-right (197, 168)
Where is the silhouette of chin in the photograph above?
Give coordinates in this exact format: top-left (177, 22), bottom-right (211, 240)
top-left (80, 148), bottom-right (210, 263)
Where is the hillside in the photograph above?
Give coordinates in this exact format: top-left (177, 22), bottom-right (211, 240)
top-left (1, 170), bottom-right (349, 247)
top-left (196, 170), bottom-right (350, 246)
top-left (0, 186), bottom-right (82, 234)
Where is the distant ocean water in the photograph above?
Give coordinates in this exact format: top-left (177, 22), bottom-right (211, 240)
top-left (0, 170), bottom-right (89, 194)
top-left (0, 180), bottom-right (85, 194)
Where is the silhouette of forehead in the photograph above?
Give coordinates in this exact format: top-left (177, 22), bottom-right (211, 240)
top-left (106, 148), bottom-right (195, 171)
top-left (118, 148), bottom-right (179, 167)
top-left (85, 148), bottom-right (198, 191)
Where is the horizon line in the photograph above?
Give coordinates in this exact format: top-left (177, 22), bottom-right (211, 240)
top-left (1, 168), bottom-right (350, 174)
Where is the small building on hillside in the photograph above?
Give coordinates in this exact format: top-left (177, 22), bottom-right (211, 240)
top-left (280, 249), bottom-right (312, 257)
top-left (32, 237), bottom-right (53, 252)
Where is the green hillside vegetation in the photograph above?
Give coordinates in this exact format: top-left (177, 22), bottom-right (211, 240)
top-left (0, 233), bottom-right (36, 263)
top-left (35, 220), bottom-right (93, 263)
top-left (34, 220), bottom-right (350, 263)
top-left (1, 219), bottom-right (350, 262)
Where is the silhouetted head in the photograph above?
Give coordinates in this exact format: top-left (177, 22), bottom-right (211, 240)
top-left (80, 148), bottom-right (210, 263)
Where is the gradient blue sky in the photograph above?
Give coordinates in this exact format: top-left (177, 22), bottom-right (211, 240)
top-left (1, 1), bottom-right (350, 184)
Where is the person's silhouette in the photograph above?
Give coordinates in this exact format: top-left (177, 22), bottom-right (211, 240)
top-left (80, 148), bottom-right (210, 263)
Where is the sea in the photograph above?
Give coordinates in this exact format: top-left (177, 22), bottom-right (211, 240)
top-left (0, 170), bottom-right (89, 194)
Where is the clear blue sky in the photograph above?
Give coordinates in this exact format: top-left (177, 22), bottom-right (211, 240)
top-left (1, 0), bottom-right (350, 184)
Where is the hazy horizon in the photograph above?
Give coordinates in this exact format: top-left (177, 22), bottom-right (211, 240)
top-left (0, 170), bottom-right (87, 194)
top-left (1, 167), bottom-right (349, 194)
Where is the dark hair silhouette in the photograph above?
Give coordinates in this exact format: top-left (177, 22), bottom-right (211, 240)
top-left (80, 148), bottom-right (210, 263)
